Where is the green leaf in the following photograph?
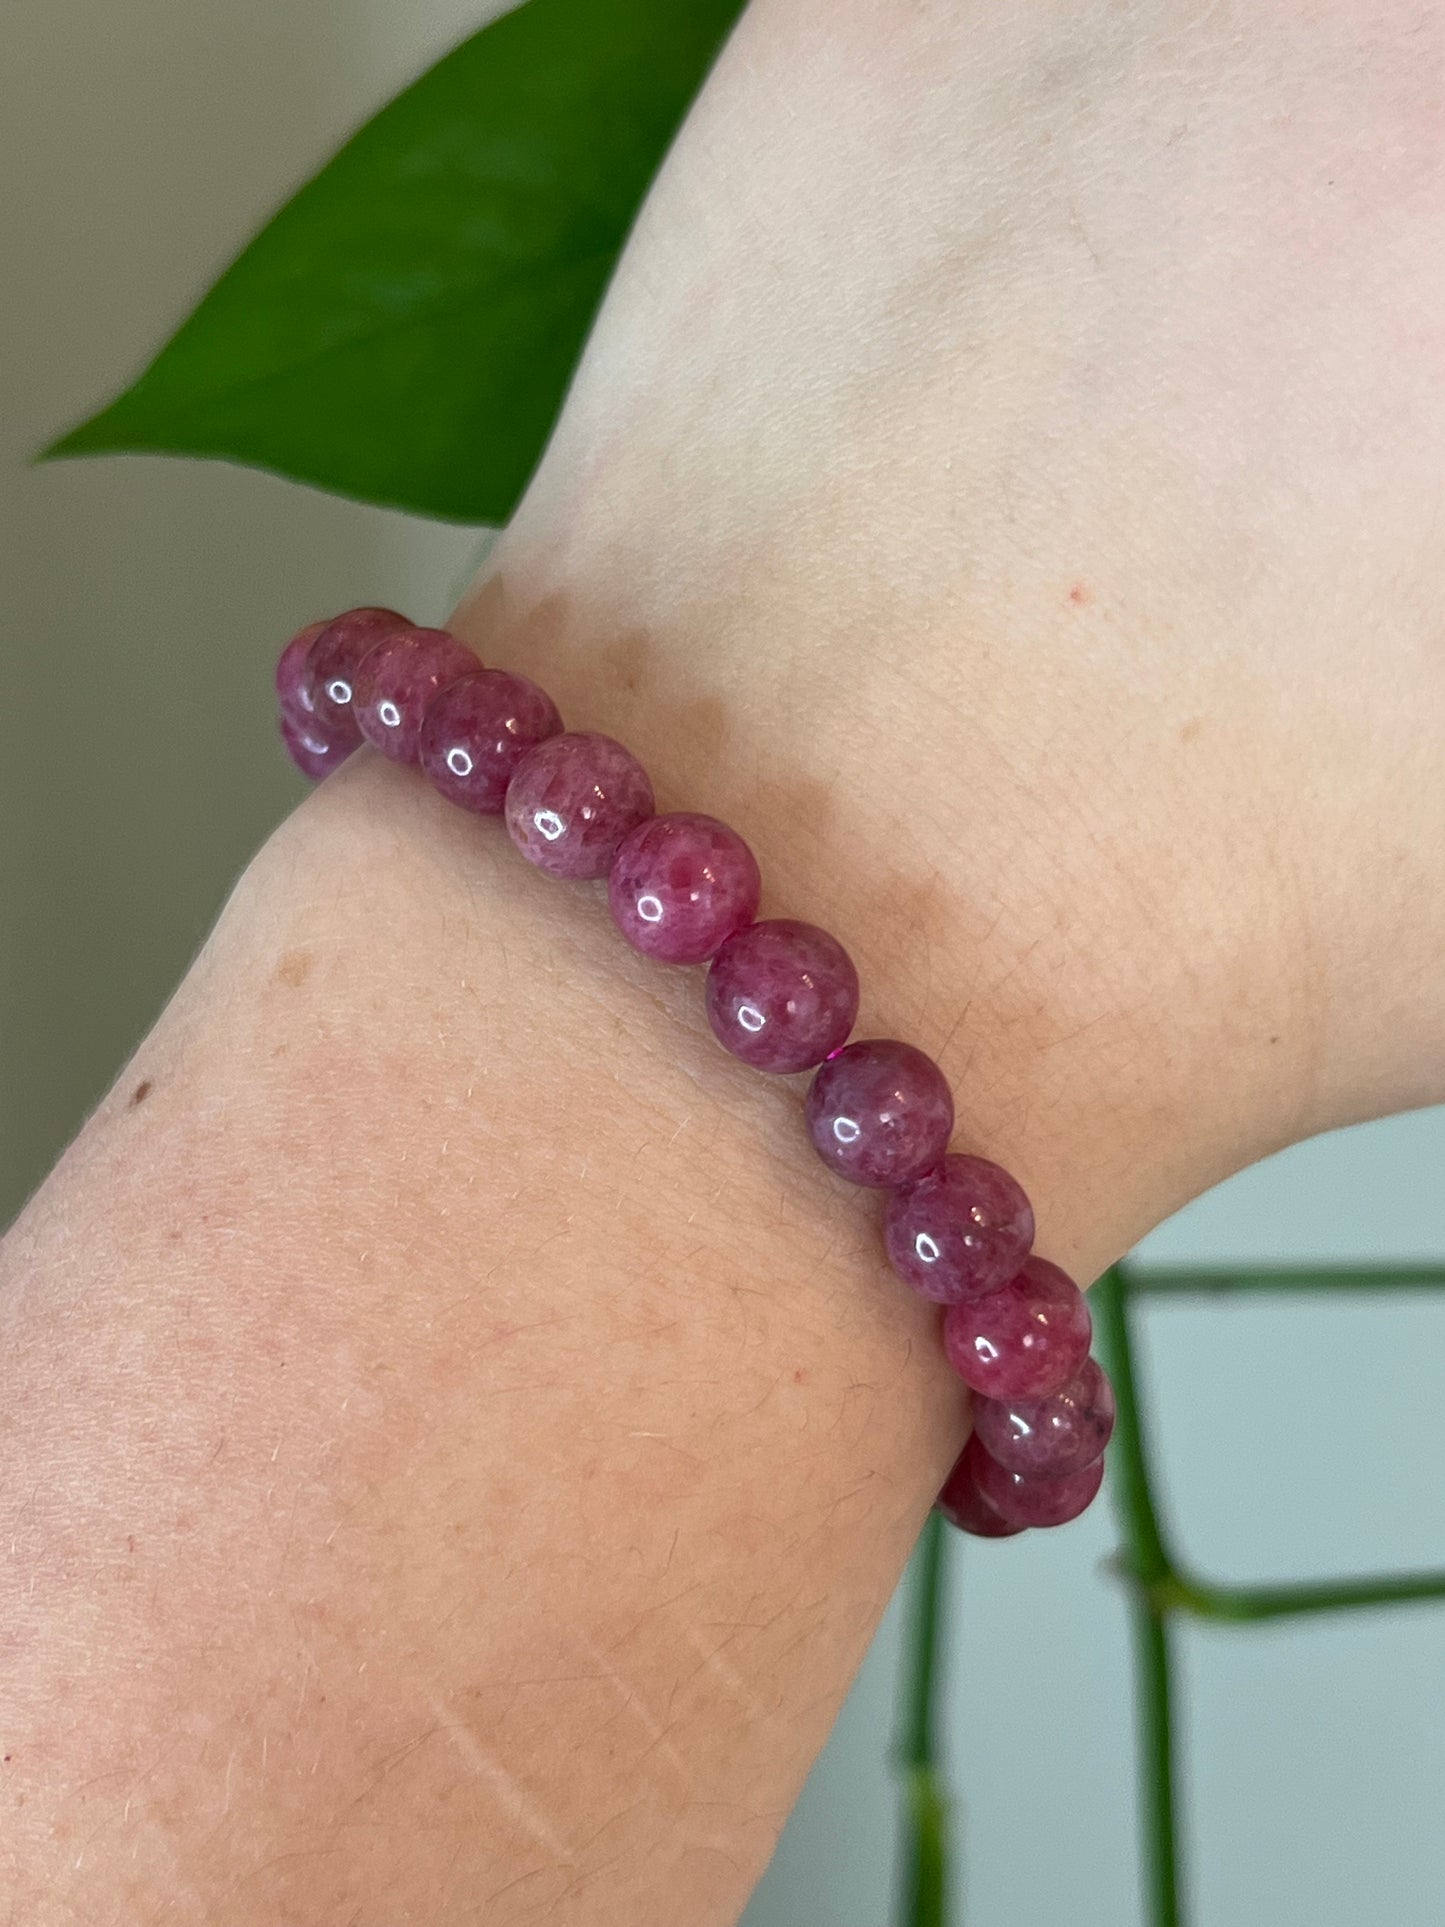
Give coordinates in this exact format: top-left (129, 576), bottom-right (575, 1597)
top-left (42, 0), bottom-right (744, 522)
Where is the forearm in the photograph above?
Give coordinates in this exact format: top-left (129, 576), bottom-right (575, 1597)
top-left (0, 750), bottom-right (1001, 1923)
top-left (0, 577), bottom-right (1209, 1921)
top-left (0, 657), bottom-right (1280, 1924)
top-left (5, 0), bottom-right (1443, 1919)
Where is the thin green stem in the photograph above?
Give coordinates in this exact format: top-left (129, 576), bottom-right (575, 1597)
top-left (893, 1261), bottom-right (1445, 1927)
top-left (903, 1509), bottom-right (947, 1768)
top-left (897, 1509), bottom-right (951, 1927)
top-left (1108, 1260), bottom-right (1445, 1627)
top-left (1131, 1601), bottom-right (1184, 1927)
top-left (1173, 1569), bottom-right (1445, 1622)
top-left (1091, 1267), bottom-right (1174, 1585)
top-left (1127, 1265), bottom-right (1445, 1298)
top-left (1094, 1265), bottom-right (1187, 1927)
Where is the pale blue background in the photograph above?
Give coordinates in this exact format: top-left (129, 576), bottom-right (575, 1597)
top-left (5, 3), bottom-right (1442, 1922)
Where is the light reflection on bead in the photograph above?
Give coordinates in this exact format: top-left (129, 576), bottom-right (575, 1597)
top-left (805, 1040), bottom-right (952, 1186)
top-left (940, 1255), bottom-right (1090, 1397)
top-left (609, 813), bottom-right (761, 964)
top-left (419, 665), bottom-right (563, 813)
top-left (505, 731), bottom-right (654, 878)
top-left (279, 712), bottom-right (355, 782)
top-left (884, 1155), bottom-right (1034, 1302)
top-left (352, 627), bottom-right (480, 764)
top-left (276, 621), bottom-right (330, 725)
top-left (707, 920), bottom-right (859, 1072)
top-left (302, 607), bottom-right (409, 738)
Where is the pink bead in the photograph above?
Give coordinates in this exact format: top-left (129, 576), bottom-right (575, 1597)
top-left (418, 669), bottom-right (563, 814)
top-left (275, 620), bottom-right (330, 724)
top-left (277, 620), bottom-right (358, 769)
top-left (705, 919), bottom-right (859, 1072)
top-left (885, 1154), bottom-right (1035, 1303)
top-left (972, 1356), bottom-right (1115, 1480)
top-left (940, 1256), bottom-right (1091, 1398)
top-left (279, 711), bottom-right (355, 783)
top-left (301, 606), bottom-right (409, 738)
top-left (804, 1040), bottom-right (953, 1188)
top-left (609, 812), bottom-right (761, 964)
top-left (937, 1443), bottom-right (1025, 1538)
top-left (970, 1432), bottom-right (1105, 1529)
top-left (351, 627), bottom-right (480, 763)
top-left (505, 731), bottom-right (655, 879)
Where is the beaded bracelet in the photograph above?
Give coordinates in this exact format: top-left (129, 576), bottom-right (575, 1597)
top-left (277, 609), bottom-right (1116, 1537)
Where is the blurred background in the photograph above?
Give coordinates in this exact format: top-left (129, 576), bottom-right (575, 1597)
top-left (4, 3), bottom-right (1442, 1922)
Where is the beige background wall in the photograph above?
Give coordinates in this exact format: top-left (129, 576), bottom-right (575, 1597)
top-left (1, 0), bottom-right (483, 1218)
top-left (4, 6), bottom-right (1443, 1924)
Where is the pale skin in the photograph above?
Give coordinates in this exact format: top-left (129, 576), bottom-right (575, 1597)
top-left (3, 1), bottom-right (1443, 1919)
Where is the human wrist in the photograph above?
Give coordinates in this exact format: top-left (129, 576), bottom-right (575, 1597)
top-left (426, 0), bottom-right (1445, 1189)
top-left (442, 537), bottom-right (1307, 1290)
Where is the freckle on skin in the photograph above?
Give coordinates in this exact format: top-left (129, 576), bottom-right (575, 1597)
top-left (1068, 581), bottom-right (1091, 605)
top-left (275, 948), bottom-right (314, 989)
top-left (128, 1080), bottom-right (153, 1108)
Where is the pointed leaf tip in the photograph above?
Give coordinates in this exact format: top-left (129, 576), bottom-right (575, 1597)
top-left (40, 0), bottom-right (746, 522)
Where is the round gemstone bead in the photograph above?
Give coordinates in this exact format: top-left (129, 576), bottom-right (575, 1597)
top-left (705, 919), bottom-right (859, 1072)
top-left (275, 620), bottom-right (330, 725)
top-left (972, 1356), bottom-right (1116, 1480)
top-left (884, 1154), bottom-right (1034, 1303)
top-left (505, 731), bottom-right (655, 880)
top-left (970, 1432), bottom-right (1105, 1529)
top-left (804, 1039), bottom-right (953, 1188)
top-left (418, 669), bottom-right (563, 814)
top-left (609, 812), bottom-right (761, 964)
top-left (937, 1442), bottom-right (1024, 1538)
top-left (279, 711), bottom-right (355, 783)
top-left (302, 606), bottom-right (409, 738)
top-left (940, 1255), bottom-right (1091, 1398)
top-left (351, 626), bottom-right (480, 763)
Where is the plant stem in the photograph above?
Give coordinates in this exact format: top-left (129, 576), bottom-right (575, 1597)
top-left (1127, 1265), bottom-right (1445, 1298)
top-left (897, 1508), bottom-right (951, 1927)
top-left (893, 1261), bottom-right (1445, 1927)
top-left (1093, 1266), bottom-right (1187, 1927)
top-left (1174, 1569), bottom-right (1445, 1622)
top-left (1131, 1599), bottom-right (1184, 1927)
top-left (1091, 1268), bottom-right (1173, 1586)
top-left (1108, 1261), bottom-right (1445, 1628)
